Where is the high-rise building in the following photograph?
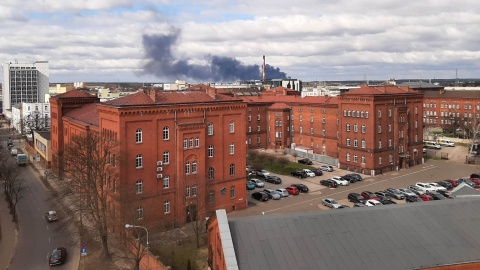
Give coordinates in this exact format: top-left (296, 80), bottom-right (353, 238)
top-left (2, 61), bottom-right (49, 114)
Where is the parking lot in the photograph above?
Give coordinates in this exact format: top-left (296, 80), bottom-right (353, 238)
top-left (228, 158), bottom-right (480, 219)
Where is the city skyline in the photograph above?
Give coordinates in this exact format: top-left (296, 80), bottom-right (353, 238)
top-left (1, 1), bottom-right (479, 83)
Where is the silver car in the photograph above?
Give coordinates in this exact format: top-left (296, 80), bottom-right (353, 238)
top-left (319, 165), bottom-right (334, 172)
top-left (275, 188), bottom-right (289, 197)
top-left (264, 188), bottom-right (281, 200)
top-left (322, 198), bottom-right (342, 209)
top-left (250, 178), bottom-right (265, 188)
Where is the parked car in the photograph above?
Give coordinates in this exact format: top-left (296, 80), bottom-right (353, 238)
top-left (45, 211), bottom-right (58, 222)
top-left (406, 195), bottom-right (424, 203)
top-left (361, 191), bottom-right (381, 201)
top-left (48, 247), bottom-right (67, 266)
top-left (256, 170), bottom-right (271, 177)
top-left (417, 193), bottom-right (433, 201)
top-left (251, 192), bottom-right (269, 201)
top-left (415, 182), bottom-right (438, 193)
top-left (437, 189), bottom-right (454, 199)
top-left (380, 199), bottom-right (397, 205)
top-left (337, 205), bottom-right (350, 209)
top-left (384, 188), bottom-right (406, 200)
top-left (353, 203), bottom-right (366, 207)
top-left (469, 177), bottom-right (480, 185)
top-left (428, 182), bottom-right (448, 192)
top-left (311, 168), bottom-right (324, 176)
top-left (250, 178), bottom-right (265, 188)
top-left (291, 170), bottom-right (306, 178)
top-left (298, 158), bottom-right (313, 165)
top-left (320, 179), bottom-right (338, 188)
top-left (407, 185), bottom-right (426, 195)
top-left (246, 165), bottom-right (253, 173)
top-left (470, 173), bottom-right (480, 179)
top-left (348, 173), bottom-right (363, 182)
top-left (374, 192), bottom-right (390, 201)
top-left (445, 179), bottom-right (460, 187)
top-left (347, 193), bottom-right (365, 203)
top-left (291, 184), bottom-right (309, 193)
top-left (302, 169), bottom-right (316, 177)
top-left (285, 186), bottom-right (300, 195)
top-left (436, 180), bottom-right (453, 190)
top-left (263, 189), bottom-right (281, 200)
top-left (246, 181), bottom-right (256, 190)
top-left (264, 175), bottom-right (282, 184)
top-left (397, 188), bottom-right (417, 198)
top-left (342, 174), bottom-right (357, 183)
top-left (319, 165), bottom-right (334, 172)
top-left (322, 198), bottom-right (342, 209)
top-left (331, 176), bottom-right (349, 186)
top-left (457, 178), bottom-right (480, 189)
top-left (364, 199), bottom-right (382, 206)
top-left (427, 191), bottom-right (448, 200)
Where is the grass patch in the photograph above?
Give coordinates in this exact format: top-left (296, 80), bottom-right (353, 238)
top-left (247, 150), bottom-right (315, 176)
top-left (151, 235), bottom-right (207, 269)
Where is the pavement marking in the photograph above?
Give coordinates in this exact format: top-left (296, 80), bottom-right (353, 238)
top-left (264, 165), bottom-right (438, 214)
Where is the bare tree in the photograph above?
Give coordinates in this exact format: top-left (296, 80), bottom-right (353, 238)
top-left (462, 115), bottom-right (480, 156)
top-left (56, 130), bottom-right (118, 258)
top-left (186, 195), bottom-right (204, 249)
top-left (21, 112), bottom-right (50, 142)
top-left (0, 148), bottom-right (26, 222)
top-left (265, 154), bottom-right (276, 166)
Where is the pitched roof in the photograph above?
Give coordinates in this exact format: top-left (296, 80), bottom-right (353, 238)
top-left (240, 95), bottom-right (338, 105)
top-left (269, 103), bottom-right (290, 110)
top-left (423, 90), bottom-right (480, 99)
top-left (49, 89), bottom-right (96, 100)
top-left (341, 85), bottom-right (418, 96)
top-left (64, 103), bottom-right (99, 127)
top-left (228, 198), bottom-right (480, 270)
top-left (451, 183), bottom-right (480, 197)
top-left (104, 91), bottom-right (155, 106)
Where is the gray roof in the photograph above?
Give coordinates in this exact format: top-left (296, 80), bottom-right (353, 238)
top-left (451, 183), bottom-right (480, 197)
top-left (397, 82), bottom-right (444, 89)
top-left (229, 198), bottom-right (480, 270)
top-left (423, 90), bottom-right (480, 99)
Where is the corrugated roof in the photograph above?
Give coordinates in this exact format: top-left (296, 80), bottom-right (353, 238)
top-left (229, 197), bottom-right (480, 270)
top-left (341, 85), bottom-right (418, 96)
top-left (64, 103), bottom-right (99, 127)
top-left (423, 90), bottom-right (480, 99)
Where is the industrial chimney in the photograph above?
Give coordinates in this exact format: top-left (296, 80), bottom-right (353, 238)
top-left (262, 55), bottom-right (266, 81)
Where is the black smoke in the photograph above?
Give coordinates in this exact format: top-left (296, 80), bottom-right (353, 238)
top-left (142, 28), bottom-right (287, 82)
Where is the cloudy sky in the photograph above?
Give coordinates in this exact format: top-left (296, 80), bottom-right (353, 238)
top-left (1, 0), bottom-right (479, 83)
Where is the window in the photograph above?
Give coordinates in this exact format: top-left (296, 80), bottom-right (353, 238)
top-left (257, 115), bottom-right (260, 120)
top-left (229, 164), bottom-right (235, 176)
top-left (346, 138), bottom-right (351, 146)
top-left (322, 117), bottom-right (326, 123)
top-left (135, 154), bottom-right (143, 168)
top-left (354, 139), bottom-right (358, 147)
top-left (208, 123), bottom-right (214, 135)
top-left (189, 138), bottom-right (194, 148)
top-left (378, 140), bottom-right (382, 148)
top-left (389, 155), bottom-right (393, 163)
top-left (135, 129), bottom-right (142, 143)
top-left (192, 161), bottom-right (197, 173)
top-left (248, 126), bottom-right (251, 132)
top-left (299, 115), bottom-right (303, 121)
top-left (361, 125), bottom-right (366, 133)
top-left (389, 139), bottom-right (392, 147)
top-left (300, 127), bottom-right (303, 133)
top-left (230, 143), bottom-right (234, 154)
top-left (230, 186), bottom-right (235, 198)
top-left (186, 186), bottom-right (190, 197)
top-left (310, 127), bottom-right (314, 134)
top-left (136, 180), bottom-right (143, 194)
top-left (366, 112), bottom-right (369, 118)
top-left (208, 167), bottom-right (214, 180)
top-left (164, 200), bottom-right (170, 214)
top-left (388, 124), bottom-right (392, 132)
top-left (388, 109), bottom-right (392, 117)
top-left (354, 155), bottom-right (358, 163)
top-left (322, 129), bottom-right (326, 136)
top-left (163, 126), bottom-right (170, 140)
top-left (346, 124), bottom-right (350, 131)
top-left (378, 110), bottom-right (381, 118)
top-left (163, 176), bottom-right (170, 189)
top-left (362, 156), bottom-right (366, 164)
top-left (192, 185), bottom-right (197, 197)
top-left (185, 162), bottom-right (190, 174)
top-left (183, 138), bottom-right (188, 149)
top-left (208, 145), bottom-right (214, 157)
top-left (195, 137), bottom-right (200, 147)
top-left (163, 151), bottom-right (169, 164)
top-left (137, 206), bottom-right (143, 220)
top-left (209, 192), bottom-right (215, 204)
top-left (229, 121), bottom-right (235, 133)
top-left (257, 137), bottom-right (260, 143)
top-left (257, 126), bottom-right (260, 132)
top-left (310, 116), bottom-right (314, 123)
top-left (361, 140), bottom-right (366, 149)
top-left (346, 153), bottom-right (350, 161)
top-left (378, 125), bottom-right (382, 133)
top-left (248, 115), bottom-right (251, 121)
top-left (353, 124), bottom-right (358, 132)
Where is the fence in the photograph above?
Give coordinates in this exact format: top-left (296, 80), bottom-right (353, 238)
top-left (284, 148), bottom-right (338, 167)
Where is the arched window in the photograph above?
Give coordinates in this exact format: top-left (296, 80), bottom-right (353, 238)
top-left (346, 153), bottom-right (350, 161)
top-left (164, 201), bottom-right (170, 214)
top-left (137, 206), bottom-right (143, 220)
top-left (135, 154), bottom-right (142, 168)
top-left (346, 138), bottom-right (351, 146)
top-left (208, 145), bottom-right (214, 157)
top-left (136, 180), bottom-right (143, 194)
top-left (229, 164), bottom-right (235, 176)
top-left (183, 138), bottom-right (188, 149)
top-left (208, 123), bottom-right (214, 135)
top-left (229, 121), bottom-right (234, 133)
top-left (163, 151), bottom-right (169, 164)
top-left (361, 139), bottom-right (366, 149)
top-left (195, 137), bottom-right (200, 147)
top-left (163, 126), bottom-right (170, 140)
top-left (192, 161), bottom-right (197, 173)
top-left (208, 167), bottom-right (214, 180)
top-left (185, 162), bottom-right (190, 174)
top-left (135, 128), bottom-right (142, 143)
top-left (230, 186), bottom-right (235, 198)
top-left (230, 143), bottom-right (234, 155)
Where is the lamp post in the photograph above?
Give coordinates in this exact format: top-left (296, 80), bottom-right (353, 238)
top-left (125, 224), bottom-right (149, 270)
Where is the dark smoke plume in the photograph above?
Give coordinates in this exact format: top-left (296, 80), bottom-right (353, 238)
top-left (142, 28), bottom-right (287, 81)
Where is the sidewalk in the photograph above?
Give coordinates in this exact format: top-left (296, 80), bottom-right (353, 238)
top-left (0, 195), bottom-right (17, 270)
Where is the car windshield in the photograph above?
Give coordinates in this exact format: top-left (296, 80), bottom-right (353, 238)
top-left (52, 250), bottom-right (61, 259)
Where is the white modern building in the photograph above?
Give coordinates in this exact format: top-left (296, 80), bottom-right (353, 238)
top-left (11, 102), bottom-right (50, 135)
top-left (2, 61), bottom-right (49, 114)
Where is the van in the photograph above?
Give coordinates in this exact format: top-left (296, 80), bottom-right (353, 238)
top-left (424, 141), bottom-right (441, 149)
top-left (437, 139), bottom-right (455, 147)
top-left (10, 148), bottom-right (17, 156)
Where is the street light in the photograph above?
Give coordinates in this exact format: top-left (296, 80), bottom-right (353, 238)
top-left (125, 224), bottom-right (149, 270)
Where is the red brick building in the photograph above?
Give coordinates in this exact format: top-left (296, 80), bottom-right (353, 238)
top-left (51, 89), bottom-right (247, 233)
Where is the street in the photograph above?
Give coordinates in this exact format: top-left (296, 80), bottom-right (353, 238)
top-left (0, 128), bottom-right (78, 270)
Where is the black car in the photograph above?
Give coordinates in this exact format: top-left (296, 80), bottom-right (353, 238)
top-left (353, 203), bottom-right (366, 207)
top-left (405, 195), bottom-right (423, 203)
top-left (437, 189), bottom-right (454, 199)
top-left (349, 173), bottom-right (363, 181)
top-left (49, 247), bottom-right (67, 266)
top-left (291, 184), bottom-right (309, 193)
top-left (342, 174), bottom-right (357, 183)
top-left (337, 205), bottom-right (350, 209)
top-left (251, 192), bottom-right (269, 201)
top-left (427, 191), bottom-right (447, 200)
top-left (384, 188), bottom-right (406, 200)
top-left (380, 199), bottom-right (397, 205)
top-left (347, 193), bottom-right (365, 203)
top-left (320, 180), bottom-right (338, 188)
top-left (290, 170), bottom-right (306, 178)
top-left (311, 169), bottom-right (324, 176)
top-left (374, 192), bottom-right (390, 201)
top-left (264, 175), bottom-right (282, 184)
top-left (436, 180), bottom-right (453, 190)
top-left (298, 158), bottom-right (313, 165)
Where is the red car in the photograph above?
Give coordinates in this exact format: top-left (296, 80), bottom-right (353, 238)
top-left (286, 186), bottom-right (300, 195)
top-left (361, 191), bottom-right (381, 201)
top-left (446, 179), bottom-right (459, 187)
top-left (469, 178), bottom-right (480, 185)
top-left (418, 193), bottom-right (433, 201)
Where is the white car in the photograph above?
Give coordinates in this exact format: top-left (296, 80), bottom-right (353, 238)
top-left (330, 176), bottom-right (349, 186)
top-left (428, 182), bottom-right (447, 192)
top-left (364, 199), bottom-right (382, 206)
top-left (415, 182), bottom-right (437, 193)
top-left (256, 170), bottom-right (271, 177)
top-left (45, 211), bottom-right (58, 222)
top-left (322, 198), bottom-right (342, 209)
top-left (275, 188), bottom-right (289, 197)
top-left (302, 169), bottom-right (316, 177)
top-left (250, 178), bottom-right (265, 188)
top-left (319, 165), bottom-right (334, 172)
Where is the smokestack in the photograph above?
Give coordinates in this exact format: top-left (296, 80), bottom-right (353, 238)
top-left (262, 55), bottom-right (266, 81)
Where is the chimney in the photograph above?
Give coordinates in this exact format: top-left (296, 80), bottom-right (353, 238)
top-left (206, 86), bottom-right (217, 99)
top-left (148, 89), bottom-right (158, 102)
top-left (262, 55), bottom-right (266, 81)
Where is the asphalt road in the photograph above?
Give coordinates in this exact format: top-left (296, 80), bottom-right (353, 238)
top-left (0, 128), bottom-right (78, 269)
top-left (229, 159), bottom-right (480, 218)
